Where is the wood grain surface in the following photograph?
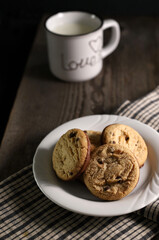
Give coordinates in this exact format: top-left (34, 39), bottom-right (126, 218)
top-left (0, 16), bottom-right (159, 181)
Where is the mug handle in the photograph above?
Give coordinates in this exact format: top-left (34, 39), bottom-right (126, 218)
top-left (101, 19), bottom-right (120, 59)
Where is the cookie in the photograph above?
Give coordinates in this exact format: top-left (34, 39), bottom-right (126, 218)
top-left (83, 144), bottom-right (140, 201)
top-left (52, 128), bottom-right (90, 181)
top-left (84, 130), bottom-right (102, 153)
top-left (102, 124), bottom-right (148, 167)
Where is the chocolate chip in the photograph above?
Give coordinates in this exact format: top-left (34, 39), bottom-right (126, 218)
top-left (118, 180), bottom-right (123, 184)
top-left (112, 141), bottom-right (116, 144)
top-left (115, 176), bottom-right (123, 183)
top-left (97, 158), bottom-right (103, 164)
top-left (76, 137), bottom-right (80, 141)
top-left (69, 172), bottom-right (73, 175)
top-left (103, 186), bottom-right (109, 191)
top-left (69, 132), bottom-right (77, 138)
top-left (125, 136), bottom-right (129, 141)
top-left (116, 176), bottom-right (121, 180)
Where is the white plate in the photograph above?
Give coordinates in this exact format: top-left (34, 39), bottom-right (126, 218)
top-left (33, 115), bottom-right (159, 217)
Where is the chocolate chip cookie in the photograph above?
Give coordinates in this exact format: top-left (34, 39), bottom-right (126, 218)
top-left (52, 128), bottom-right (90, 181)
top-left (83, 144), bottom-right (140, 200)
top-left (84, 130), bottom-right (102, 153)
top-left (102, 124), bottom-right (148, 167)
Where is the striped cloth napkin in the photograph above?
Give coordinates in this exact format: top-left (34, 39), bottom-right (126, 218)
top-left (1, 86), bottom-right (159, 240)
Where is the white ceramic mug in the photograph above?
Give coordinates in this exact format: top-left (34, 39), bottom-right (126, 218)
top-left (45, 11), bottom-right (120, 82)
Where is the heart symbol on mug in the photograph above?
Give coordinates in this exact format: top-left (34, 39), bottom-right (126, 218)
top-left (89, 36), bottom-right (102, 53)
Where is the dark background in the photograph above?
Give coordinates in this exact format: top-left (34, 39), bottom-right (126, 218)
top-left (1, 0), bottom-right (159, 144)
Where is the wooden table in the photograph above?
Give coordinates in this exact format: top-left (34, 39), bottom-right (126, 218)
top-left (0, 16), bottom-right (159, 181)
